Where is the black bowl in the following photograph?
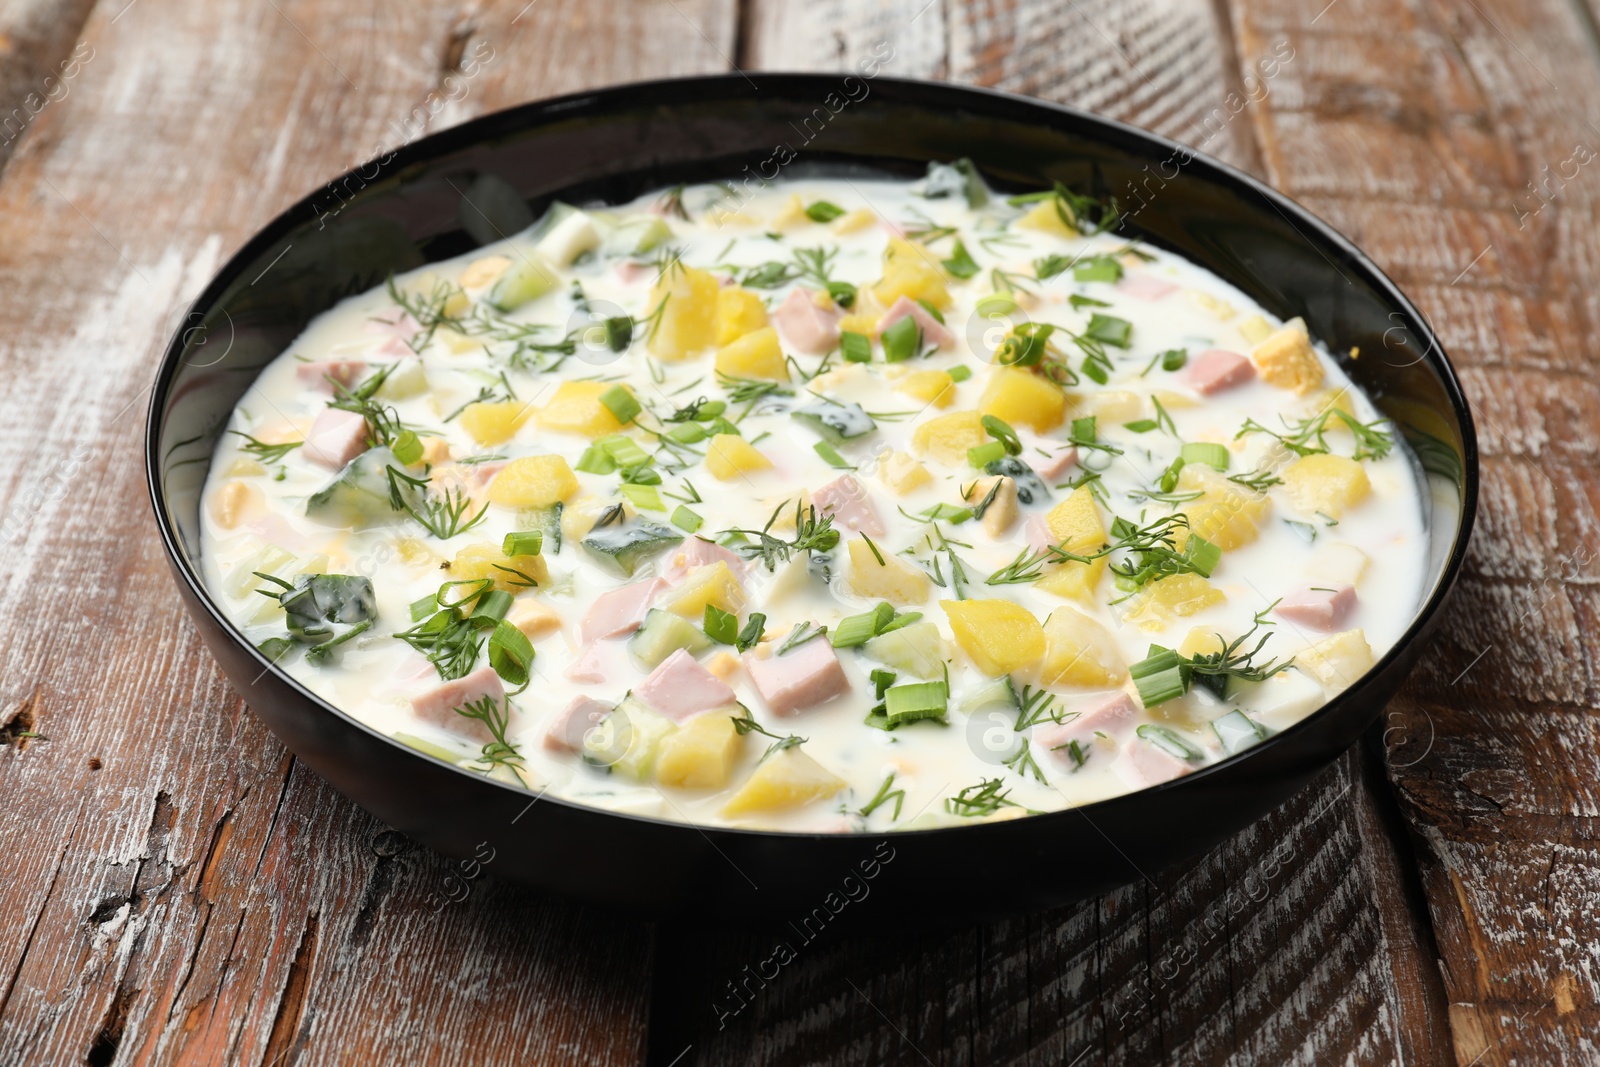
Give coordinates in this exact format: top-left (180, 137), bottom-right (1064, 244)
top-left (146, 74), bottom-right (1476, 920)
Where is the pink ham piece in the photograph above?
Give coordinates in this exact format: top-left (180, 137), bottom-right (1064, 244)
top-left (876, 295), bottom-right (955, 350)
top-left (772, 288), bottom-right (841, 354)
top-left (744, 638), bottom-right (850, 717)
top-left (614, 260), bottom-right (655, 285)
top-left (634, 648), bottom-right (738, 722)
top-left (581, 579), bottom-right (667, 643)
top-left (565, 643), bottom-right (607, 684)
top-left (1033, 445), bottom-right (1078, 482)
top-left (365, 310), bottom-right (421, 338)
top-left (303, 407), bottom-right (371, 470)
top-left (1275, 584), bottom-right (1357, 632)
top-left (1117, 735), bottom-right (1194, 788)
top-left (1185, 349), bottom-right (1255, 395)
top-left (411, 665), bottom-right (507, 744)
top-left (811, 474), bottom-right (883, 536)
top-left (663, 538), bottom-right (748, 584)
top-left (1023, 514), bottom-right (1054, 552)
top-left (1035, 691), bottom-right (1139, 766)
top-left (543, 696), bottom-right (612, 753)
top-left (1116, 274), bottom-right (1179, 301)
top-left (295, 360), bottom-right (368, 393)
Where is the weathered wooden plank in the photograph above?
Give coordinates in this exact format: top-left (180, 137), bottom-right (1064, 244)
top-left (0, 0), bottom-right (99, 173)
top-left (0, 0), bottom-right (738, 1064)
top-left (1229, 0), bottom-right (1600, 1060)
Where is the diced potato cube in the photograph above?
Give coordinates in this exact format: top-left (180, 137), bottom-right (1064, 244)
top-left (721, 746), bottom-right (846, 817)
top-left (1035, 608), bottom-right (1125, 688)
top-left (832, 208), bottom-right (877, 235)
top-left (1177, 627), bottom-right (1228, 659)
top-left (1045, 486), bottom-right (1105, 549)
top-left (561, 495), bottom-right (626, 543)
top-left (225, 458), bottom-right (266, 477)
top-left (716, 286), bottom-right (769, 345)
top-left (646, 264), bottom-right (720, 360)
top-left (1088, 390), bottom-right (1141, 423)
top-left (979, 367), bottom-right (1068, 432)
top-left (660, 561), bottom-right (746, 618)
top-left (209, 480), bottom-right (263, 529)
top-left (1177, 464), bottom-right (1270, 551)
top-left (1036, 558), bottom-right (1106, 603)
top-left (1016, 198), bottom-right (1077, 238)
top-left (942, 598), bottom-right (1045, 676)
top-left (770, 193), bottom-right (809, 230)
top-left (460, 255), bottom-right (511, 290)
top-left (912, 409), bottom-right (987, 465)
top-left (1295, 629), bottom-right (1374, 692)
top-left (847, 538), bottom-right (931, 604)
top-left (487, 454), bottom-right (579, 509)
top-left (448, 542), bottom-right (549, 593)
top-left (377, 359), bottom-right (428, 400)
top-left (877, 450), bottom-right (932, 495)
top-left (864, 620), bottom-right (947, 677)
top-left (896, 368), bottom-right (957, 408)
top-left (705, 434), bottom-right (772, 480)
top-left (872, 236), bottom-right (951, 311)
top-left (655, 713), bottom-right (744, 790)
top-left (459, 400), bottom-right (532, 446)
top-left (1123, 574), bottom-right (1225, 628)
top-left (536, 381), bottom-right (630, 438)
top-left (1282, 453), bottom-right (1371, 518)
top-left (1252, 321), bottom-right (1324, 394)
top-left (507, 599), bottom-right (561, 642)
top-left (1239, 314), bottom-right (1274, 344)
top-left (714, 326), bottom-right (788, 381)
top-left (1188, 291), bottom-right (1236, 321)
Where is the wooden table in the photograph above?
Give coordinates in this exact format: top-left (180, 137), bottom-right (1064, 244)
top-left (0, 0), bottom-right (1591, 1062)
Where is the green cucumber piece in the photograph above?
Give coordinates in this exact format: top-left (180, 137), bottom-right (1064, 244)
top-left (487, 253), bottom-right (560, 311)
top-left (602, 216), bottom-right (673, 257)
top-left (581, 698), bottom-right (678, 781)
top-left (983, 456), bottom-right (1051, 505)
top-left (306, 446), bottom-right (405, 525)
top-left (791, 398), bottom-right (876, 445)
top-left (628, 608), bottom-right (713, 668)
top-left (864, 620), bottom-right (945, 678)
top-left (580, 518), bottom-right (682, 578)
top-left (1211, 710), bottom-right (1268, 755)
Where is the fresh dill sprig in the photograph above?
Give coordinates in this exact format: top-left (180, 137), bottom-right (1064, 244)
top-left (1237, 408), bottom-right (1394, 461)
top-left (229, 431), bottom-right (301, 466)
top-left (1228, 467), bottom-right (1284, 493)
top-left (385, 465), bottom-right (489, 540)
top-left (858, 773), bottom-right (906, 820)
top-left (455, 694), bottom-right (524, 771)
top-left (722, 501), bottom-right (841, 572)
top-left (945, 778), bottom-right (1041, 818)
top-left (1003, 743), bottom-right (1048, 784)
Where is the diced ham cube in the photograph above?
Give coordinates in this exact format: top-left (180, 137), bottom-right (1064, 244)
top-left (303, 407), bottom-right (371, 470)
top-left (634, 648), bottom-right (738, 721)
top-left (877, 295), bottom-right (955, 350)
top-left (365, 310), bottom-right (421, 338)
top-left (1117, 736), bottom-right (1194, 788)
top-left (370, 336), bottom-right (415, 359)
top-left (544, 696), bottom-right (612, 753)
top-left (744, 638), bottom-right (850, 717)
top-left (1185, 349), bottom-right (1255, 395)
top-left (411, 665), bottom-right (508, 745)
top-left (468, 461), bottom-right (509, 488)
top-left (1116, 274), bottom-right (1179, 301)
top-left (581, 579), bottom-right (667, 643)
top-left (811, 474), bottom-right (883, 536)
top-left (663, 538), bottom-right (747, 584)
top-left (1024, 514), bottom-right (1054, 552)
top-left (772, 287), bottom-right (841, 354)
top-left (1275, 584), bottom-right (1357, 632)
top-left (296, 360), bottom-right (368, 393)
top-left (614, 260), bottom-right (655, 285)
top-left (565, 643), bottom-right (608, 684)
top-left (1035, 691), bottom-right (1139, 766)
top-left (1033, 445), bottom-right (1078, 481)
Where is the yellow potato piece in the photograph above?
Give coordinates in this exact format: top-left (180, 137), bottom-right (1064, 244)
top-left (1045, 486), bottom-right (1105, 548)
top-left (716, 286), bottom-right (769, 345)
top-left (979, 367), bottom-right (1068, 432)
top-left (942, 598), bottom-right (1046, 677)
top-left (1282, 453), bottom-right (1371, 518)
top-left (507, 599), bottom-right (562, 642)
top-left (459, 401), bottom-right (532, 446)
top-left (846, 538), bottom-right (931, 604)
top-left (1016, 198), bottom-right (1077, 238)
top-left (1252, 322), bottom-right (1325, 394)
top-left (722, 746), bottom-right (845, 817)
top-left (660, 561), bottom-right (746, 618)
top-left (1176, 464), bottom-right (1270, 551)
top-left (912, 409), bottom-right (987, 465)
top-left (486, 455), bottom-right (579, 509)
top-left (872, 236), bottom-right (951, 311)
top-left (656, 713), bottom-right (744, 790)
top-left (1123, 574), bottom-right (1225, 629)
top-left (714, 326), bottom-right (789, 381)
top-left (448, 542), bottom-right (549, 594)
top-left (876, 450), bottom-right (932, 495)
top-left (536, 381), bottom-right (630, 438)
top-left (1296, 629), bottom-right (1374, 692)
top-left (646, 263), bottom-right (720, 360)
top-left (896, 368), bottom-right (957, 409)
top-left (705, 434), bottom-right (772, 480)
top-left (1036, 609), bottom-right (1125, 688)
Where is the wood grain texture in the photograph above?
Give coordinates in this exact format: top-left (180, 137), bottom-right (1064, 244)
top-left (0, 1), bottom-right (736, 1064)
top-left (1227, 0), bottom-right (1600, 1061)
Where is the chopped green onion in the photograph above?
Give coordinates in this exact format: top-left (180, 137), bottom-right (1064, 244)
top-left (1186, 536), bottom-right (1221, 578)
top-left (881, 315), bottom-right (922, 362)
top-left (814, 440), bottom-right (855, 469)
top-left (599, 385), bottom-right (641, 424)
top-left (1124, 418), bottom-right (1160, 433)
top-left (408, 593), bottom-right (438, 622)
top-left (1085, 313), bottom-right (1133, 348)
top-left (805, 200), bottom-right (846, 223)
top-left (620, 484), bottom-right (665, 511)
top-left (1130, 646), bottom-right (1188, 707)
top-left (1212, 709), bottom-right (1268, 755)
top-left (1159, 456), bottom-right (1185, 493)
top-left (870, 668), bottom-right (897, 699)
top-left (693, 400), bottom-right (726, 421)
top-left (598, 433), bottom-right (651, 468)
top-left (574, 443), bottom-right (617, 475)
top-left (487, 619), bottom-right (534, 687)
top-left (470, 589), bottom-right (513, 623)
top-left (876, 610), bottom-right (921, 635)
top-left (735, 612), bottom-right (766, 652)
top-left (670, 505), bottom-right (704, 533)
top-left (884, 680), bottom-right (949, 726)
top-left (942, 240), bottom-right (980, 279)
top-left (918, 502), bottom-right (974, 524)
top-left (665, 422), bottom-right (707, 445)
top-left (947, 365), bottom-right (972, 383)
top-left (832, 602), bottom-right (896, 648)
top-left (968, 441), bottom-right (1008, 468)
top-left (703, 604), bottom-right (739, 645)
top-left (1180, 442), bottom-right (1230, 471)
top-left (502, 530), bottom-right (544, 557)
top-left (1074, 255), bottom-right (1123, 283)
top-left (1161, 348), bottom-right (1188, 372)
top-left (1137, 723), bottom-right (1203, 760)
top-left (980, 414), bottom-right (1022, 455)
top-left (603, 316), bottom-right (633, 352)
top-left (391, 429), bottom-right (424, 466)
top-left (840, 330), bottom-right (873, 364)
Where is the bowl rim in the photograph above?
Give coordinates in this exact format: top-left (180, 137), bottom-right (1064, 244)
top-left (145, 71), bottom-right (1479, 842)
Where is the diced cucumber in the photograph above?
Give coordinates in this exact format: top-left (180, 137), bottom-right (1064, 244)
top-left (376, 358), bottom-right (428, 400)
top-left (306, 446), bottom-right (406, 526)
top-left (394, 732), bottom-right (471, 762)
top-left (517, 503), bottom-right (564, 554)
top-left (602, 216), bottom-right (673, 257)
top-left (961, 677), bottom-right (1017, 713)
top-left (487, 253), bottom-right (561, 311)
top-left (580, 518), bottom-right (682, 578)
top-left (223, 541), bottom-right (295, 598)
top-left (629, 608), bottom-right (713, 668)
top-left (884, 680), bottom-right (949, 727)
top-left (1136, 723), bottom-right (1203, 761)
top-left (582, 698), bottom-right (678, 781)
top-left (534, 210), bottom-right (601, 267)
top-left (864, 620), bottom-right (945, 678)
top-left (1211, 709), bottom-right (1269, 755)
top-left (791, 399), bottom-right (876, 445)
top-left (983, 456), bottom-right (1050, 505)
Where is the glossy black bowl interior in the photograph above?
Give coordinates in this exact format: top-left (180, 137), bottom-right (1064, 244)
top-left (147, 74), bottom-right (1476, 920)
